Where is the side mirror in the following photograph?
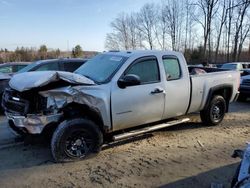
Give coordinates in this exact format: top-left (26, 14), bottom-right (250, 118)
top-left (118, 74), bottom-right (141, 89)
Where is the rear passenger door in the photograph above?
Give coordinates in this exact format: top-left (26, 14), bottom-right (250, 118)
top-left (162, 56), bottom-right (190, 119)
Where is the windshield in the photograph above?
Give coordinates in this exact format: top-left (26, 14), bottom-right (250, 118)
top-left (221, 64), bottom-right (237, 70)
top-left (75, 54), bottom-right (127, 83)
top-left (17, 62), bottom-right (38, 73)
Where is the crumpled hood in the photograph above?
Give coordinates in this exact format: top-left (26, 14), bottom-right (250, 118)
top-left (9, 71), bottom-right (95, 92)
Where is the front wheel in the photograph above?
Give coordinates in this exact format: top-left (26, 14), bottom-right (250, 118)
top-left (51, 118), bottom-right (103, 163)
top-left (200, 95), bottom-right (226, 126)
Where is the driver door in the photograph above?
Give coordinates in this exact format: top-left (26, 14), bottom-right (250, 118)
top-left (111, 56), bottom-right (165, 131)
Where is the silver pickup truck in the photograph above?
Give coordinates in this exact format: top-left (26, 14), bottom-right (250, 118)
top-left (2, 50), bottom-right (240, 162)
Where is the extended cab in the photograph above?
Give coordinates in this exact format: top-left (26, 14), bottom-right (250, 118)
top-left (2, 50), bottom-right (240, 162)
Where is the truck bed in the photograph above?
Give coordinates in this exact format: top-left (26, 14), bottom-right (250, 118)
top-left (187, 67), bottom-right (240, 113)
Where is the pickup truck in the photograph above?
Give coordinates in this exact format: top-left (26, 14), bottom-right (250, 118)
top-left (2, 50), bottom-right (240, 162)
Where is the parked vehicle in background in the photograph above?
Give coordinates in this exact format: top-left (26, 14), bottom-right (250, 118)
top-left (0, 62), bottom-right (30, 108)
top-left (215, 64), bottom-right (223, 68)
top-left (2, 50), bottom-right (240, 162)
top-left (17, 58), bottom-right (88, 73)
top-left (0, 62), bottom-right (30, 75)
top-left (241, 69), bottom-right (250, 77)
top-left (0, 58), bottom-right (87, 110)
top-left (239, 70), bottom-right (250, 101)
top-left (221, 62), bottom-right (250, 71)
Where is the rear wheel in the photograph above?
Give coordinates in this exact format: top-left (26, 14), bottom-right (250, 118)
top-left (200, 95), bottom-right (226, 126)
top-left (51, 118), bottom-right (103, 162)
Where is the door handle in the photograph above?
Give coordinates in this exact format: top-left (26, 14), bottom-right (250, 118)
top-left (151, 88), bottom-right (164, 94)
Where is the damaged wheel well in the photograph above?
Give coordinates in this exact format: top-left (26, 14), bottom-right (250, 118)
top-left (61, 103), bottom-right (105, 132)
top-left (41, 103), bottom-right (106, 139)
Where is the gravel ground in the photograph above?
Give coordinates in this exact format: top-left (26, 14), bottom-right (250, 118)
top-left (0, 101), bottom-right (249, 188)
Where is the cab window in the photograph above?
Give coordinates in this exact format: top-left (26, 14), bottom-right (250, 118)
top-left (125, 57), bottom-right (160, 84)
top-left (162, 57), bottom-right (181, 81)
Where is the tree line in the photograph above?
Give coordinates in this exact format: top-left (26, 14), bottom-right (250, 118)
top-left (0, 44), bottom-right (85, 63)
top-left (105, 0), bottom-right (250, 64)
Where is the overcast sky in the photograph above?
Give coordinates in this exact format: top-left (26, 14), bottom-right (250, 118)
top-left (0, 0), bottom-right (162, 51)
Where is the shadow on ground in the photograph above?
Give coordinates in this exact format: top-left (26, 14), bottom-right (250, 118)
top-left (0, 121), bottom-right (204, 171)
top-left (160, 163), bottom-right (239, 188)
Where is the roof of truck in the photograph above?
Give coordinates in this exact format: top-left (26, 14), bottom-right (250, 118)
top-left (104, 50), bottom-right (182, 58)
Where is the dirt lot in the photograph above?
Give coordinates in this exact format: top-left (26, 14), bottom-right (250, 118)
top-left (0, 101), bottom-right (249, 188)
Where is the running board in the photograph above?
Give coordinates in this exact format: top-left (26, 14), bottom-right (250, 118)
top-left (113, 118), bottom-right (190, 141)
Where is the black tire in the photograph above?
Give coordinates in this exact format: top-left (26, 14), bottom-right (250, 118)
top-left (51, 118), bottom-right (103, 163)
top-left (200, 95), bottom-right (226, 126)
top-left (238, 94), bottom-right (247, 102)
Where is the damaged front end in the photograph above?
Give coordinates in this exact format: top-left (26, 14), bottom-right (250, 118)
top-left (2, 71), bottom-right (101, 134)
top-left (2, 87), bottom-right (63, 134)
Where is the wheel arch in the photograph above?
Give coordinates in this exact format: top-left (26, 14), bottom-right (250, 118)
top-left (203, 84), bottom-right (233, 112)
top-left (42, 102), bottom-right (106, 137)
top-left (61, 102), bottom-right (106, 133)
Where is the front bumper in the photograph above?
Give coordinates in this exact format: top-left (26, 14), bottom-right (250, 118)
top-left (6, 112), bottom-right (63, 134)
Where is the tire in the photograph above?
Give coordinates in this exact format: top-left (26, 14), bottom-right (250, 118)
top-left (51, 118), bottom-right (103, 163)
top-left (200, 95), bottom-right (226, 126)
top-left (238, 94), bottom-right (247, 102)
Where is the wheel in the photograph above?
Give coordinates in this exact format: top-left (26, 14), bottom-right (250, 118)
top-left (51, 118), bottom-right (103, 162)
top-left (200, 95), bottom-right (226, 126)
top-left (238, 94), bottom-right (247, 102)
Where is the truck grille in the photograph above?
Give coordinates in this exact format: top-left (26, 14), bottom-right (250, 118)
top-left (2, 88), bottom-right (47, 115)
top-left (2, 88), bottom-right (29, 115)
top-left (242, 79), bottom-right (250, 86)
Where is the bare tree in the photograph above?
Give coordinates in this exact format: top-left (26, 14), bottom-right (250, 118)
top-left (137, 3), bottom-right (156, 50)
top-left (105, 33), bottom-right (121, 50)
top-left (232, 0), bottom-right (250, 61)
top-left (110, 13), bottom-right (130, 50)
top-left (237, 20), bottom-right (250, 60)
top-left (127, 13), bottom-right (138, 50)
top-left (195, 0), bottom-right (219, 61)
top-left (226, 0), bottom-right (234, 62)
top-left (214, 0), bottom-right (228, 62)
top-left (105, 13), bottom-right (142, 50)
top-left (155, 3), bottom-right (168, 50)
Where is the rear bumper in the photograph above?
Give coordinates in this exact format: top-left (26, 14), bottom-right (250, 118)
top-left (6, 112), bottom-right (62, 134)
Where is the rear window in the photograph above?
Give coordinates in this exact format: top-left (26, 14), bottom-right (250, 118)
top-left (63, 61), bottom-right (86, 72)
top-left (35, 62), bottom-right (59, 71)
top-left (162, 57), bottom-right (181, 81)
